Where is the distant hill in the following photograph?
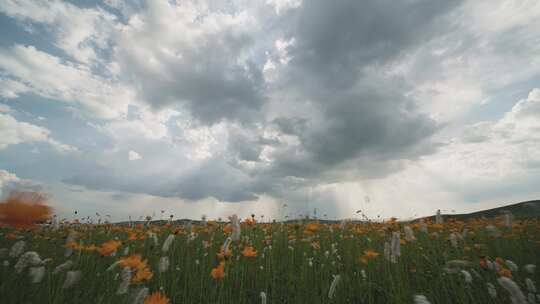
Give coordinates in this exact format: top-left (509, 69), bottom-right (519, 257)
top-left (420, 200), bottom-right (540, 221)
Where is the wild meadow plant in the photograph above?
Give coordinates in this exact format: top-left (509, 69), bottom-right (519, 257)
top-left (0, 193), bottom-right (539, 303)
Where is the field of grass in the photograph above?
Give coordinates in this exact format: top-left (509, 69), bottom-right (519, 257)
top-left (0, 215), bottom-right (539, 304)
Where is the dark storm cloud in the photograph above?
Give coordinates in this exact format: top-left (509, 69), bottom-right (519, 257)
top-left (247, 0), bottom-right (464, 185)
top-left (11, 0), bottom-right (462, 204)
top-left (284, 0), bottom-right (463, 90)
top-left (64, 157), bottom-right (259, 202)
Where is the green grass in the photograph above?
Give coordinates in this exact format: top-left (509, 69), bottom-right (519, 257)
top-left (0, 218), bottom-right (539, 303)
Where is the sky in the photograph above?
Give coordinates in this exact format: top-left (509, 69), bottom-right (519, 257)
top-left (0, 0), bottom-right (539, 222)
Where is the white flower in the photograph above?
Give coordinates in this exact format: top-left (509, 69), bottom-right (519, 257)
top-left (158, 256), bottom-right (170, 273)
top-left (524, 264), bottom-right (536, 274)
top-left (525, 278), bottom-right (536, 293)
top-left (260, 291), bottom-right (267, 304)
top-left (361, 269), bottom-right (367, 281)
top-left (116, 267), bottom-right (132, 295)
top-left (62, 270), bottom-right (82, 289)
top-left (230, 215), bottom-right (241, 241)
top-left (449, 233), bottom-right (458, 249)
top-left (414, 294), bottom-right (431, 304)
top-left (29, 266), bottom-right (45, 283)
top-left (498, 277), bottom-right (527, 304)
top-left (404, 226), bottom-right (416, 242)
top-left (384, 241), bottom-right (390, 261)
top-left (506, 260), bottom-right (519, 272)
top-left (161, 234), bottom-right (175, 253)
top-left (503, 212), bottom-right (512, 227)
top-left (328, 274), bottom-right (341, 299)
top-left (15, 251), bottom-right (42, 273)
top-left (9, 240), bottom-right (26, 258)
top-left (133, 287), bottom-right (149, 304)
top-left (53, 260), bottom-right (73, 275)
top-left (461, 270), bottom-right (472, 283)
top-left (486, 282), bottom-right (497, 298)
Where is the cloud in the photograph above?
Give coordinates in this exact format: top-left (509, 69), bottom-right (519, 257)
top-left (417, 88), bottom-right (540, 202)
top-left (0, 112), bottom-right (77, 153)
top-left (0, 0), bottom-right (117, 64)
top-left (128, 150), bottom-right (142, 161)
top-left (0, 45), bottom-right (134, 119)
top-left (0, 169), bottom-right (42, 198)
top-left (1, 0), bottom-right (540, 220)
top-left (111, 0), bottom-right (266, 124)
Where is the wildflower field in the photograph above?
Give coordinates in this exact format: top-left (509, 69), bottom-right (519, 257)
top-left (1, 207), bottom-right (539, 304)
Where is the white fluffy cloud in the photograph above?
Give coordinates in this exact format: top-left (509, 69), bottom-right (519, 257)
top-left (0, 0), bottom-right (117, 64)
top-left (128, 150), bottom-right (142, 161)
top-left (0, 45), bottom-right (135, 119)
top-left (0, 112), bottom-right (76, 153)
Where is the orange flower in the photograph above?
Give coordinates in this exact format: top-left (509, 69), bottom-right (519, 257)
top-left (363, 249), bottom-right (380, 259)
top-left (98, 240), bottom-right (122, 256)
top-left (242, 246), bottom-right (258, 257)
top-left (223, 224), bottom-right (233, 234)
top-left (133, 267), bottom-right (153, 283)
top-left (144, 291), bottom-right (170, 304)
top-left (244, 218), bottom-right (256, 226)
top-left (305, 222), bottom-right (320, 234)
top-left (119, 255), bottom-right (147, 270)
top-left (0, 191), bottom-right (52, 228)
top-left (211, 261), bottom-right (226, 280)
top-left (499, 268), bottom-right (512, 278)
top-left (127, 231), bottom-right (138, 241)
top-left (360, 249), bottom-right (379, 264)
top-left (66, 241), bottom-right (83, 250)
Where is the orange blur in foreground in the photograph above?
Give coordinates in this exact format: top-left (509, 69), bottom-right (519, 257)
top-left (0, 191), bottom-right (53, 228)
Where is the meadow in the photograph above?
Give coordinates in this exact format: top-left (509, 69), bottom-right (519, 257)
top-left (0, 209), bottom-right (539, 303)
